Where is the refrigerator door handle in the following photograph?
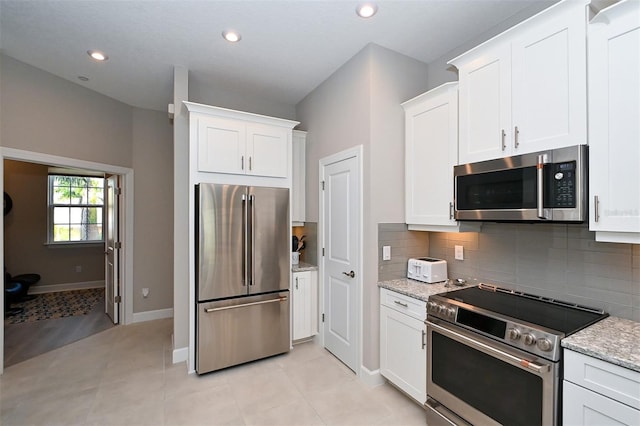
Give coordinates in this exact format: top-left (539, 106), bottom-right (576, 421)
top-left (249, 194), bottom-right (256, 286)
top-left (242, 193), bottom-right (248, 286)
top-left (204, 296), bottom-right (288, 313)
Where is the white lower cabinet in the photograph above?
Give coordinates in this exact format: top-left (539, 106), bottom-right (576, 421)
top-left (563, 350), bottom-right (640, 426)
top-left (379, 287), bottom-right (426, 404)
top-left (292, 270), bottom-right (318, 341)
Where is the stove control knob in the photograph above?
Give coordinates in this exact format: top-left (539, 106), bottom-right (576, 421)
top-left (427, 302), bottom-right (436, 312)
top-left (508, 328), bottom-right (521, 341)
top-left (446, 307), bottom-right (456, 318)
top-left (437, 305), bottom-right (447, 315)
top-left (523, 333), bottom-right (537, 346)
top-left (537, 338), bottom-right (553, 352)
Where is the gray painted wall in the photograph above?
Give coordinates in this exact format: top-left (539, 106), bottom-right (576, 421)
top-left (296, 43), bottom-right (430, 371)
top-left (0, 54), bottom-right (174, 315)
top-left (378, 224), bottom-right (429, 282)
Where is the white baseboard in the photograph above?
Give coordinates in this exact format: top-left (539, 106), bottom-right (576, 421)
top-left (360, 365), bottom-right (385, 387)
top-left (28, 280), bottom-right (105, 294)
top-left (131, 308), bottom-right (173, 323)
top-left (173, 346), bottom-right (188, 364)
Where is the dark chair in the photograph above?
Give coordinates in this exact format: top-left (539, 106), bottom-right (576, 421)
top-left (10, 273), bottom-right (40, 301)
top-left (4, 280), bottom-right (24, 316)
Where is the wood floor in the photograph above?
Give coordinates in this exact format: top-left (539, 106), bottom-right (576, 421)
top-left (3, 292), bottom-right (115, 367)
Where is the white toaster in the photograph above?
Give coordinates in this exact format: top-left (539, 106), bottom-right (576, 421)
top-left (407, 257), bottom-right (448, 283)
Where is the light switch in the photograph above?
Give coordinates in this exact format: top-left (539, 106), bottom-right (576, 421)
top-left (454, 245), bottom-right (464, 260)
top-left (382, 245), bottom-right (391, 261)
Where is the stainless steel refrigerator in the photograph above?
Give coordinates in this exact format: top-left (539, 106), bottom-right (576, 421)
top-left (195, 183), bottom-right (290, 374)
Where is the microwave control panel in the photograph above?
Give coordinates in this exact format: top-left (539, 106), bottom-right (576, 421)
top-left (547, 161), bottom-right (576, 208)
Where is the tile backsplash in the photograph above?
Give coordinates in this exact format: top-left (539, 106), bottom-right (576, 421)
top-left (428, 223), bottom-right (640, 322)
top-left (378, 223), bottom-right (430, 282)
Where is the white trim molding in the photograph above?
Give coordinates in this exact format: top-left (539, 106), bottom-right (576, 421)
top-left (173, 346), bottom-right (189, 365)
top-left (132, 308), bottom-right (174, 323)
top-left (360, 365), bottom-right (385, 387)
top-left (28, 280), bottom-right (105, 295)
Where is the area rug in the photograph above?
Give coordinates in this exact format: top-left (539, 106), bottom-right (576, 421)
top-left (5, 288), bottom-right (104, 324)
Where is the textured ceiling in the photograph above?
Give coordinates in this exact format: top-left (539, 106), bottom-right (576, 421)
top-left (0, 0), bottom-right (555, 111)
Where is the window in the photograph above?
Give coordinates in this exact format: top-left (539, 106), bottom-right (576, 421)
top-left (48, 175), bottom-right (105, 243)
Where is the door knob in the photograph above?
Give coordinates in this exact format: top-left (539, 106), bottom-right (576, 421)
top-left (342, 270), bottom-right (355, 278)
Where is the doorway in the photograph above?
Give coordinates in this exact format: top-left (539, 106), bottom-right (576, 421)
top-left (0, 148), bottom-right (134, 375)
top-left (319, 145), bottom-right (363, 374)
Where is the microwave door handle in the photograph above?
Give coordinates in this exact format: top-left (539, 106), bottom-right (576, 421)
top-left (537, 154), bottom-right (549, 220)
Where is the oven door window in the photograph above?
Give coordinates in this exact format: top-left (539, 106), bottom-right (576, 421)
top-left (456, 167), bottom-right (537, 210)
top-left (432, 331), bottom-right (543, 426)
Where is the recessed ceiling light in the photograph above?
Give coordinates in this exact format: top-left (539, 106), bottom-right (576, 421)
top-left (222, 30), bottom-right (241, 43)
top-left (77, 76), bottom-right (89, 82)
top-left (87, 50), bottom-right (109, 61)
top-left (356, 3), bottom-right (378, 18)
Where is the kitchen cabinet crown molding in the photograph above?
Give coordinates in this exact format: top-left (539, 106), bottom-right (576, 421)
top-left (184, 101), bottom-right (299, 129)
top-left (447, 0), bottom-right (590, 67)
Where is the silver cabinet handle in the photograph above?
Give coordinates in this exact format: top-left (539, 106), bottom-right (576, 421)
top-left (295, 277), bottom-right (298, 290)
top-left (241, 155), bottom-right (244, 170)
top-left (205, 296), bottom-right (287, 313)
top-left (501, 129), bottom-right (506, 151)
top-left (249, 156), bottom-right (252, 171)
top-left (594, 195), bottom-right (600, 222)
top-left (514, 125), bottom-right (520, 148)
top-left (342, 270), bottom-right (355, 278)
top-left (449, 202), bottom-right (454, 220)
top-left (394, 300), bottom-right (408, 308)
top-left (422, 329), bottom-right (426, 349)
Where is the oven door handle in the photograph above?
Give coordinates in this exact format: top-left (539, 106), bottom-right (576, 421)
top-left (428, 320), bottom-right (551, 374)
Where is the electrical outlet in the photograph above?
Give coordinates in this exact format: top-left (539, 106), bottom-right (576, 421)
top-left (382, 245), bottom-right (391, 261)
top-left (75, 265), bottom-right (82, 273)
top-left (454, 245), bottom-right (464, 260)
top-left (142, 288), bottom-right (150, 298)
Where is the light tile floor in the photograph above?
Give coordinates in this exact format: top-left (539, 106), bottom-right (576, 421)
top-left (0, 318), bottom-right (426, 425)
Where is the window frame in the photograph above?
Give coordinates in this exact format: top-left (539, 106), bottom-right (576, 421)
top-left (47, 174), bottom-right (106, 245)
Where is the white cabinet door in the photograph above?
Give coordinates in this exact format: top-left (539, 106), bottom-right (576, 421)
top-left (563, 381), bottom-right (640, 426)
top-left (292, 270), bottom-right (317, 341)
top-left (403, 83), bottom-right (482, 232)
top-left (197, 116), bottom-right (246, 174)
top-left (457, 43), bottom-right (511, 164)
top-left (380, 304), bottom-right (426, 404)
top-left (588, 0), bottom-right (640, 243)
top-left (246, 123), bottom-right (289, 178)
top-left (291, 131), bottom-right (306, 224)
top-left (511, 3), bottom-right (587, 156)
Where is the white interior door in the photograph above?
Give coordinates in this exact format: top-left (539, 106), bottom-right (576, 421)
top-left (105, 175), bottom-right (120, 324)
top-left (321, 150), bottom-right (361, 373)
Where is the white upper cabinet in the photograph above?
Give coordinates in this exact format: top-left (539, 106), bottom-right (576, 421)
top-left (185, 102), bottom-right (298, 180)
top-left (588, 0), bottom-right (640, 244)
top-left (402, 83), bottom-right (481, 232)
top-left (291, 130), bottom-right (307, 225)
top-left (451, 0), bottom-right (589, 164)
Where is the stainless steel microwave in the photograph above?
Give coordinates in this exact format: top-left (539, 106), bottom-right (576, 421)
top-left (454, 145), bottom-right (588, 222)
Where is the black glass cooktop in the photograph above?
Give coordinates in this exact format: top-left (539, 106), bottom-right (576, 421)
top-left (437, 285), bottom-right (608, 335)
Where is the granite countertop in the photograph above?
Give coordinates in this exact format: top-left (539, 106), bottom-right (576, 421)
top-left (562, 316), bottom-right (640, 372)
top-left (292, 262), bottom-right (318, 272)
top-left (378, 278), bottom-right (475, 302)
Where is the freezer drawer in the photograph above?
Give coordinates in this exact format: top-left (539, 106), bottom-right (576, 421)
top-left (196, 291), bottom-right (290, 374)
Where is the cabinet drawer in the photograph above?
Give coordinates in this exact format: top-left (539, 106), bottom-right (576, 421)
top-left (563, 380), bottom-right (640, 426)
top-left (564, 350), bottom-right (640, 410)
top-left (380, 288), bottom-right (426, 321)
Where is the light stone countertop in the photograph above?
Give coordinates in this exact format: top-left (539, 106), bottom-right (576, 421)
top-left (377, 278), bottom-right (475, 302)
top-left (561, 316), bottom-right (640, 373)
top-left (292, 262), bottom-right (318, 273)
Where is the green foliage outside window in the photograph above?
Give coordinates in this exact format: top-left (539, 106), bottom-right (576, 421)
top-left (50, 175), bottom-right (104, 242)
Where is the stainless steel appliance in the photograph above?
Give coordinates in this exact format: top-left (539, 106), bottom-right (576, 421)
top-left (454, 145), bottom-right (588, 222)
top-left (407, 257), bottom-right (448, 283)
top-left (425, 283), bottom-right (608, 426)
top-left (195, 183), bottom-right (290, 374)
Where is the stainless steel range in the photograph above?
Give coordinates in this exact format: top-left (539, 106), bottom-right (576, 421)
top-left (425, 283), bottom-right (608, 426)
